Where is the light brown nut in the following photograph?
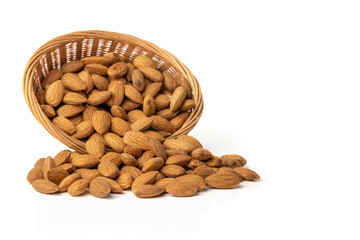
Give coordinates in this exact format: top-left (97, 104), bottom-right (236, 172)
top-left (103, 52), bottom-right (121, 65)
top-left (126, 63), bottom-right (136, 81)
top-left (52, 117), bottom-right (76, 135)
top-left (110, 117), bottom-right (131, 136)
top-left (139, 67), bottom-right (163, 82)
top-left (107, 79), bottom-right (125, 106)
top-left (179, 99), bottom-right (195, 111)
top-left (104, 132), bottom-right (126, 153)
top-left (68, 179), bottom-right (90, 196)
top-left (87, 91), bottom-right (112, 106)
top-left (120, 166), bottom-right (142, 179)
top-left (142, 157), bottom-right (164, 173)
top-left (133, 56), bottom-right (157, 69)
top-left (36, 89), bottom-right (46, 104)
top-left (150, 116), bottom-right (176, 134)
top-left (205, 172), bottom-right (241, 189)
top-left (41, 104), bottom-right (56, 118)
top-left (86, 138), bottom-right (105, 158)
top-left (156, 108), bottom-right (179, 120)
top-left (170, 112), bottom-right (190, 130)
top-left (63, 92), bottom-right (87, 105)
top-left (69, 114), bottom-right (84, 126)
top-left (107, 62), bottom-right (128, 79)
top-left (142, 82), bottom-right (162, 98)
top-left (83, 105), bottom-right (98, 121)
top-left (46, 168), bottom-right (69, 185)
top-left (133, 185), bottom-right (164, 198)
top-left (170, 86), bottom-right (187, 112)
top-left (89, 177), bottom-right (111, 198)
top-left (163, 139), bottom-right (195, 153)
top-left (131, 171), bottom-right (158, 191)
top-left (98, 161), bottom-right (119, 179)
top-left (110, 105), bottom-right (127, 119)
top-left (121, 99), bottom-right (141, 111)
top-left (56, 163), bottom-right (74, 174)
top-left (61, 73), bottom-right (86, 91)
top-left (179, 76), bottom-right (192, 98)
top-left (101, 152), bottom-right (123, 166)
top-left (115, 173), bottom-right (134, 189)
top-left (91, 74), bottom-right (109, 91)
top-left (156, 172), bottom-right (166, 181)
top-left (27, 168), bottom-right (44, 183)
top-left (123, 145), bottom-right (143, 158)
top-left (34, 158), bottom-right (45, 168)
top-left (78, 71), bottom-right (94, 94)
top-left (53, 150), bottom-right (71, 166)
top-left (165, 149), bottom-right (188, 156)
top-left (148, 138), bottom-right (167, 159)
top-left (176, 175), bottom-right (206, 191)
top-left (154, 94), bottom-right (170, 110)
top-left (132, 69), bottom-right (145, 92)
top-left (81, 56), bottom-right (110, 66)
top-left (43, 156), bottom-right (56, 180)
top-left (143, 95), bottom-right (156, 116)
top-left (144, 130), bottom-right (165, 143)
top-left (233, 168), bottom-right (260, 181)
top-left (154, 178), bottom-right (176, 191)
top-left (137, 151), bottom-right (154, 169)
top-left (188, 159), bottom-right (206, 170)
top-left (160, 165), bottom-right (186, 178)
top-left (58, 173), bottom-right (81, 192)
top-left (62, 60), bottom-right (85, 73)
top-left (163, 72), bottom-right (178, 92)
top-left (165, 155), bottom-right (192, 167)
top-left (124, 85), bottom-right (144, 104)
top-left (191, 148), bottom-right (212, 160)
top-left (217, 167), bottom-right (244, 181)
top-left (221, 158), bottom-right (242, 168)
top-left (166, 181), bottom-right (198, 197)
top-left (131, 117), bottom-right (153, 131)
top-left (71, 120), bottom-right (94, 139)
top-left (221, 154), bottom-right (247, 167)
top-left (45, 80), bottom-right (64, 107)
top-left (84, 63), bottom-right (108, 75)
top-left (57, 104), bottom-right (85, 118)
top-left (97, 177), bottom-right (123, 193)
top-left (42, 69), bottom-right (63, 88)
top-left (120, 153), bottom-right (138, 166)
top-left (205, 155), bottom-right (223, 167)
top-left (89, 132), bottom-right (109, 147)
top-left (123, 131), bottom-right (150, 150)
top-left (193, 166), bottom-right (216, 179)
top-left (127, 110), bottom-right (147, 124)
top-left (32, 179), bottom-right (59, 194)
top-left (71, 154), bottom-right (100, 168)
top-left (92, 110), bottom-right (111, 134)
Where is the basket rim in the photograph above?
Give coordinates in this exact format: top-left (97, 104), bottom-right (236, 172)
top-left (23, 30), bottom-right (204, 153)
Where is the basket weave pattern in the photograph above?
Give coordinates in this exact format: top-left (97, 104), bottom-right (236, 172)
top-left (23, 30), bottom-right (203, 153)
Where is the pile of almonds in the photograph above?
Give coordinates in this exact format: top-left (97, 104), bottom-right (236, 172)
top-left (29, 52), bottom-right (260, 198)
top-left (28, 134), bottom-right (260, 198)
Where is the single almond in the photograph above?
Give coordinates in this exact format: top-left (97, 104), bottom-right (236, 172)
top-left (57, 104), bottom-right (85, 118)
top-left (142, 157), bottom-right (164, 173)
top-left (139, 67), bottom-right (163, 82)
top-left (63, 92), bottom-right (87, 105)
top-left (205, 155), bottom-right (223, 167)
top-left (91, 74), bottom-right (109, 90)
top-left (124, 85), bottom-right (144, 104)
top-left (132, 69), bottom-right (145, 92)
top-left (71, 120), bottom-right (94, 139)
top-left (150, 116), bottom-right (176, 134)
top-left (36, 89), bottom-right (46, 104)
top-left (154, 94), bottom-right (170, 110)
top-left (163, 72), bottom-right (178, 92)
top-left (111, 105), bottom-right (127, 119)
top-left (58, 173), bottom-right (81, 192)
top-left (98, 161), bottom-right (119, 179)
top-left (142, 82), bottom-right (162, 98)
top-left (62, 60), bottom-right (85, 73)
top-left (52, 117), bottom-right (76, 135)
top-left (120, 153), bottom-right (137, 166)
top-left (221, 154), bottom-right (247, 167)
top-left (78, 71), bottom-right (94, 93)
top-left (131, 171), bottom-right (159, 191)
top-left (27, 168), bottom-right (44, 183)
top-left (148, 138), bottom-right (167, 159)
top-left (144, 130), bottom-right (165, 143)
top-left (177, 135), bottom-right (203, 148)
top-left (123, 131), bottom-right (150, 150)
top-left (41, 104), bottom-right (56, 118)
top-left (89, 177), bottom-right (111, 198)
top-left (86, 138), bottom-right (105, 158)
top-left (170, 86), bottom-right (187, 111)
top-left (104, 132), bottom-right (126, 153)
top-left (84, 63), bottom-right (108, 75)
top-left (92, 110), bottom-right (111, 134)
top-left (160, 165), bottom-right (186, 178)
top-left (156, 108), bottom-right (179, 120)
top-left (193, 166), bottom-right (216, 178)
top-left (115, 173), bottom-right (134, 189)
top-left (97, 177), bottom-right (123, 193)
top-left (233, 167), bottom-right (260, 181)
top-left (87, 91), bottom-right (112, 106)
top-left (32, 179), bottom-right (59, 194)
top-left (121, 99), bottom-right (141, 111)
top-left (165, 149), bottom-right (188, 156)
top-left (47, 168), bottom-right (69, 185)
top-left (170, 112), bottom-right (190, 130)
top-left (163, 139), bottom-right (196, 153)
top-left (45, 80), bottom-right (64, 107)
top-left (107, 79), bottom-right (125, 106)
top-left (133, 55), bottom-right (157, 69)
top-left (176, 175), bottom-right (206, 191)
top-left (131, 117), bottom-right (153, 131)
top-left (43, 156), bottom-right (55, 180)
top-left (110, 117), bottom-right (131, 136)
top-left (127, 110), bottom-right (147, 124)
top-left (61, 73), bottom-right (86, 91)
top-left (81, 56), bottom-right (111, 66)
top-left (179, 99), bottom-right (195, 111)
top-left (166, 181), bottom-right (198, 197)
top-left (165, 155), bottom-right (192, 167)
top-left (205, 172), bottom-right (241, 189)
top-left (123, 145), bottom-right (143, 158)
top-left (107, 62), bottom-right (128, 79)
top-left (143, 95), bottom-right (156, 116)
top-left (154, 178), bottom-right (176, 191)
top-left (67, 179), bottom-right (90, 196)
top-left (133, 184), bottom-right (164, 198)
top-left (191, 148), bottom-right (212, 160)
top-left (101, 152), bottom-right (123, 166)
top-left (71, 154), bottom-right (100, 168)
top-left (42, 69), bottom-right (63, 88)
top-left (80, 169), bottom-right (100, 180)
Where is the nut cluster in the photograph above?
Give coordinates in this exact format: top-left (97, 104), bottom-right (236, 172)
top-left (27, 134), bottom-right (260, 198)
top-left (36, 53), bottom-right (195, 146)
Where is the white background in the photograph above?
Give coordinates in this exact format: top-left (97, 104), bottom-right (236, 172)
top-left (0, 0), bottom-right (359, 239)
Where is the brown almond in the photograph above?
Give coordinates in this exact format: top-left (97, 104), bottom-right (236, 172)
top-left (45, 80), bottom-right (64, 107)
top-left (142, 157), bottom-right (164, 173)
top-left (221, 154), bottom-right (247, 167)
top-left (131, 117), bottom-right (153, 131)
top-left (107, 62), bottom-right (128, 79)
top-left (62, 60), bottom-right (85, 73)
top-left (160, 165), bottom-right (186, 178)
top-left (193, 166), bottom-right (216, 178)
top-left (144, 130), bottom-right (165, 143)
top-left (120, 153), bottom-right (137, 166)
top-left (154, 178), bottom-right (176, 191)
top-left (81, 56), bottom-right (110, 66)
top-left (27, 167), bottom-right (44, 183)
top-left (179, 99), bottom-right (195, 111)
top-left (139, 67), bottom-right (163, 82)
top-left (86, 138), bottom-right (105, 158)
top-left (67, 179), bottom-right (90, 196)
top-left (222, 158), bottom-right (242, 168)
top-left (52, 117), bottom-right (76, 135)
top-left (205, 155), bottom-right (223, 167)
top-left (137, 151), bottom-right (154, 169)
top-left (36, 89), bottom-right (46, 104)
top-left (163, 72), bottom-right (178, 92)
top-left (166, 181), bottom-right (198, 197)
top-left (120, 166), bottom-right (142, 179)
top-left (150, 116), bottom-right (176, 134)
top-left (71, 120), bottom-right (94, 139)
top-left (97, 177), bottom-right (123, 193)
top-left (58, 173), bottom-right (81, 192)
top-left (98, 161), bottom-right (119, 179)
top-left (133, 184), bottom-right (164, 198)
top-left (57, 104), bottom-right (85, 118)
top-left (170, 86), bottom-right (187, 111)
top-left (156, 108), bottom-right (179, 120)
top-left (143, 95), bottom-right (156, 116)
top-left (89, 132), bottom-right (109, 147)
top-left (42, 69), bottom-right (63, 88)
top-left (80, 169), bottom-right (100, 180)
top-left (92, 110), bottom-right (111, 134)
top-left (192, 148), bottom-right (212, 160)
top-left (188, 159), bottom-right (206, 170)
top-left (110, 117), bottom-right (131, 136)
top-left (126, 63), bottom-right (136, 81)
top-left (132, 69), bottom-right (145, 92)
top-left (122, 98), bottom-right (141, 111)
top-left (165, 155), bottom-right (192, 167)
top-left (107, 79), bottom-right (125, 106)
top-left (179, 76), bottom-right (192, 98)
top-left (104, 132), bottom-right (126, 153)
top-left (233, 167), bottom-right (260, 181)
top-left (43, 156), bottom-right (55, 180)
top-left (163, 139), bottom-right (196, 153)
top-left (53, 150), bottom-right (71, 166)
top-left (110, 105), bottom-right (127, 119)
top-left (123, 130), bottom-right (150, 150)
top-left (176, 175), bottom-right (206, 191)
top-left (89, 177), bottom-right (111, 198)
top-left (142, 82), bottom-right (162, 98)
top-left (177, 135), bottom-right (202, 148)
top-left (78, 71), bottom-right (94, 93)
top-left (205, 172), bottom-right (241, 189)
top-left (69, 114), bottom-right (84, 126)
top-left (87, 91), bottom-right (112, 106)
top-left (71, 154), bottom-right (100, 168)
top-left (165, 149), bottom-right (188, 156)
top-left (46, 168), bottom-right (69, 185)
top-left (148, 138), bottom-right (167, 159)
top-left (115, 173), bottom-right (134, 189)
top-left (56, 163), bottom-right (74, 174)
top-left (61, 73), bottom-right (86, 91)
top-left (154, 94), bottom-right (170, 110)
top-left (124, 85), bottom-right (143, 104)
top-left (34, 158), bottom-right (45, 169)
top-left (123, 145), bottom-right (143, 158)
top-left (170, 112), bottom-right (190, 130)
top-left (131, 171), bottom-right (158, 191)
top-left (101, 152), bottom-right (123, 166)
top-left (217, 167), bottom-right (243, 181)
top-left (63, 92), bottom-right (87, 105)
top-left (32, 179), bottom-right (59, 194)
top-left (41, 104), bottom-right (56, 118)
top-left (133, 55), bottom-right (157, 69)
top-left (91, 74), bottom-right (109, 91)
top-left (103, 52), bottom-right (121, 65)
top-left (84, 63), bottom-right (108, 75)
top-left (127, 110), bottom-right (147, 124)
top-left (83, 105), bottom-right (98, 121)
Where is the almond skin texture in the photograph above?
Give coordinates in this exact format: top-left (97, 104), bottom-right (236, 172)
top-left (133, 185), bottom-right (164, 198)
top-left (81, 56), bottom-right (110, 66)
top-left (62, 60), bottom-right (85, 73)
top-left (89, 177), bottom-right (111, 198)
top-left (142, 82), bottom-right (162, 98)
top-left (107, 79), bottom-right (125, 106)
top-left (193, 166), bottom-right (216, 179)
top-left (32, 179), bottom-right (59, 194)
top-left (127, 110), bottom-right (147, 124)
top-left (143, 95), bottom-right (156, 116)
top-left (131, 117), bottom-right (153, 131)
top-left (110, 117), bottom-right (131, 136)
top-left (221, 154), bottom-right (247, 167)
top-left (86, 138), bottom-right (105, 158)
top-left (154, 178), bottom-right (176, 191)
top-left (176, 175), bottom-right (206, 191)
top-left (87, 91), bottom-right (112, 106)
top-left (221, 158), bottom-right (242, 168)
top-left (170, 112), bottom-right (190, 130)
top-left (155, 94), bottom-right (170, 110)
top-left (83, 105), bottom-right (98, 121)
top-left (163, 72), bottom-right (178, 92)
top-left (63, 92), bottom-right (87, 105)
top-left (170, 86), bottom-right (187, 111)
top-left (150, 116), bottom-right (176, 134)
top-left (233, 168), bottom-right (260, 181)
top-left (61, 73), bottom-right (86, 91)
top-left (57, 104), bottom-right (85, 118)
top-left (46, 168), bottom-right (69, 185)
top-left (45, 80), bottom-right (64, 107)
top-left (133, 56), bottom-right (157, 69)
top-left (27, 168), bottom-right (44, 183)
top-left (78, 71), bottom-right (94, 94)
top-left (165, 155), bottom-right (192, 167)
top-left (121, 153), bottom-right (137, 166)
top-left (205, 172), bottom-right (241, 189)
top-left (41, 105), bottom-right (56, 118)
top-left (68, 179), bottom-right (90, 196)
top-left (124, 85), bottom-right (144, 104)
top-left (132, 69), bottom-right (145, 92)
top-left (115, 173), bottom-right (134, 189)
top-left (160, 165), bottom-right (186, 178)
top-left (42, 69), bottom-right (63, 88)
top-left (34, 158), bottom-right (45, 168)
top-left (54, 150), bottom-right (71, 166)
top-left (58, 173), bottom-right (81, 192)
top-left (137, 151), bottom-right (154, 169)
top-left (144, 130), bottom-right (165, 143)
top-left (123, 145), bottom-right (143, 158)
top-left (97, 177), bottom-right (123, 193)
top-left (131, 171), bottom-right (158, 191)
top-left (123, 131), bottom-right (150, 150)
top-left (101, 152), bottom-right (123, 166)
top-left (43, 156), bottom-right (56, 180)
top-left (71, 154), bottom-right (100, 168)
top-left (71, 120), bottom-right (94, 139)
top-left (142, 157), bottom-right (164, 173)
top-left (111, 105), bottom-right (127, 119)
top-left (179, 99), bottom-right (195, 111)
top-left (139, 67), bottom-right (163, 82)
top-left (107, 62), bottom-right (128, 79)
top-left (166, 181), bottom-right (198, 197)
top-left (217, 167), bottom-right (244, 181)
top-left (80, 169), bottom-right (100, 180)
top-left (205, 155), bottom-right (223, 167)
top-left (104, 132), bottom-right (126, 153)
top-left (36, 89), bottom-right (46, 105)
top-left (191, 148), bottom-right (213, 160)
top-left (84, 63), bottom-right (108, 75)
top-left (92, 111), bottom-right (111, 134)
top-left (98, 161), bottom-right (120, 179)
top-left (92, 74), bottom-right (109, 91)
top-left (52, 117), bottom-right (76, 135)
top-left (148, 138), bottom-right (167, 159)
top-left (163, 139), bottom-right (196, 153)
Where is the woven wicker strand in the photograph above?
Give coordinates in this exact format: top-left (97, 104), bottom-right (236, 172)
top-left (23, 30), bottom-right (203, 153)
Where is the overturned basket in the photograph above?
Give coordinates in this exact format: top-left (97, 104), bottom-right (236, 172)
top-left (23, 30), bottom-right (203, 154)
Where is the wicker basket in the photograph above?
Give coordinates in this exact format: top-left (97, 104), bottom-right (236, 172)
top-left (23, 30), bottom-right (203, 154)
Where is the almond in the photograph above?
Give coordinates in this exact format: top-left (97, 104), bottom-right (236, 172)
top-left (205, 155), bottom-right (223, 167)
top-left (103, 52), bottom-right (121, 65)
top-left (107, 62), bottom-right (128, 79)
top-left (127, 110), bottom-right (147, 124)
top-left (193, 166), bottom-right (216, 178)
top-left (80, 169), bottom-right (100, 180)
top-left (43, 156), bottom-right (55, 180)
top-left (124, 85), bottom-right (143, 104)
top-left (217, 167), bottom-right (243, 181)
top-left (101, 152), bottom-right (123, 166)
top-left (166, 181), bottom-right (198, 197)
top-left (156, 108), bottom-right (179, 120)
top-left (86, 138), bottom-right (105, 158)
top-left (179, 99), bottom-right (195, 111)
top-left (87, 91), bottom-right (112, 106)
top-left (144, 130), bottom-right (165, 143)
top-left (123, 130), bottom-right (150, 150)
top-left (142, 157), bottom-right (164, 172)
top-left (179, 76), bottom-right (192, 98)
top-left (92, 110), bottom-right (111, 134)
top-left (69, 114), bottom-right (84, 126)
top-left (92, 74), bottom-right (109, 90)
top-left (154, 94), bottom-right (170, 110)
top-left (61, 73), bottom-right (86, 91)
top-left (97, 177), bottom-right (123, 193)
top-left (57, 104), bottom-right (85, 118)
top-left (137, 151), bottom-right (154, 169)
top-left (133, 185), bottom-right (164, 198)
top-left (191, 148), bottom-right (212, 160)
top-left (81, 56), bottom-right (111, 66)
top-left (32, 179), bottom-right (59, 194)
top-left (163, 72), bottom-right (178, 92)
top-left (188, 159), bottom-right (206, 169)
top-left (63, 92), bottom-right (87, 105)
top-left (163, 139), bottom-right (195, 153)
top-left (131, 171), bottom-right (158, 191)
top-left (47, 168), bottom-right (69, 185)
top-left (72, 120), bottom-right (94, 139)
top-left (176, 175), bottom-right (206, 191)
top-left (71, 154), bottom-right (100, 168)
top-left (58, 173), bottom-right (81, 192)
top-left (56, 163), bottom-right (74, 173)
top-left (148, 138), bottom-right (167, 159)
top-left (132, 69), bottom-right (145, 92)
top-left (142, 82), bottom-right (162, 98)
top-left (160, 165), bottom-right (185, 178)
top-left (131, 117), bottom-right (153, 131)
top-left (110, 105), bottom-right (127, 119)
top-left (78, 71), bottom-right (94, 93)
top-left (123, 145), bottom-right (143, 158)
top-left (150, 116), bottom-right (176, 133)
top-left (205, 172), bottom-right (241, 189)
top-left (126, 63), bottom-right (136, 81)
top-left (133, 56), bottom-right (157, 69)
top-left (121, 99), bottom-right (141, 111)
top-left (54, 150), bottom-right (71, 166)
top-left (45, 80), bottom-right (64, 107)
top-left (115, 173), bottom-right (134, 189)
top-left (120, 153), bottom-right (137, 166)
top-left (34, 158), bottom-right (45, 169)
top-left (139, 67), bottom-right (163, 82)
top-left (165, 149), bottom-right (188, 156)
top-left (170, 86), bottom-right (187, 111)
top-left (27, 168), bottom-right (44, 183)
top-left (143, 95), bottom-right (156, 116)
top-left (221, 154), bottom-right (247, 167)
top-left (83, 105), bottom-right (98, 121)
top-left (62, 60), bottom-right (85, 73)
top-left (84, 63), bottom-right (108, 75)
top-left (36, 89), bottom-right (46, 104)
top-left (104, 132), bottom-right (126, 153)
top-left (89, 132), bottom-right (109, 147)
top-left (98, 161), bottom-right (119, 179)
top-left (170, 112), bottom-right (190, 130)
top-left (42, 69), bottom-right (63, 88)
top-left (165, 155), bottom-right (192, 167)
top-left (110, 117), bottom-right (131, 136)
top-left (41, 104), bottom-right (56, 118)
top-left (221, 158), bottom-right (242, 168)
top-left (154, 178), bottom-right (176, 191)
top-left (89, 177), bottom-right (111, 198)
top-left (233, 167), bottom-right (260, 181)
top-left (68, 179), bottom-right (90, 196)
top-left (52, 117), bottom-right (76, 135)
top-left (107, 79), bottom-right (125, 106)
top-left (177, 135), bottom-right (203, 148)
